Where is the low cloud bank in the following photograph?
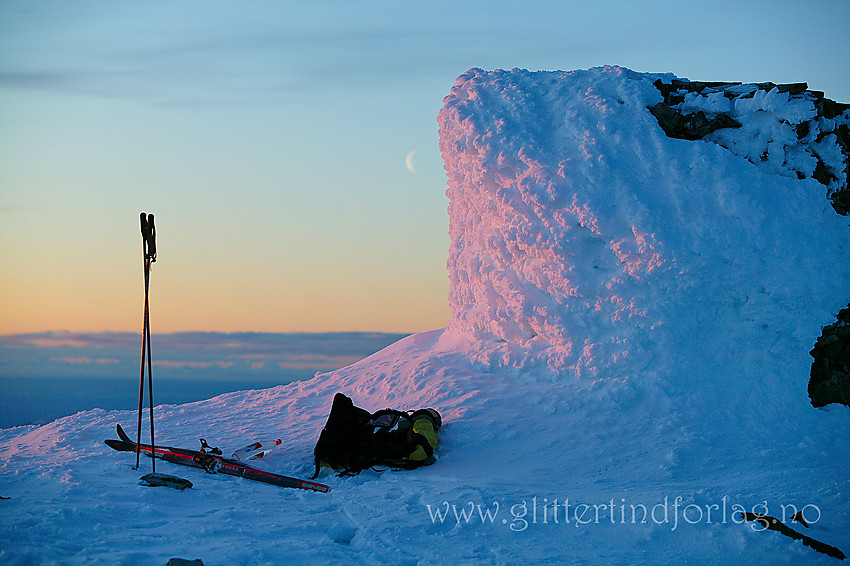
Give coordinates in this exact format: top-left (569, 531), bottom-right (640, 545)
top-left (0, 331), bottom-right (408, 381)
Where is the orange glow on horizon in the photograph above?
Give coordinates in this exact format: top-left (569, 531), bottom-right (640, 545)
top-left (0, 259), bottom-right (451, 335)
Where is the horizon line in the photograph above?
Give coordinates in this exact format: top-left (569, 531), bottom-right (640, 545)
top-left (0, 329), bottom-right (419, 339)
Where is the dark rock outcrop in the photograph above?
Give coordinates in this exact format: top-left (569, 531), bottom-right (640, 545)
top-left (809, 305), bottom-right (850, 408)
top-left (648, 102), bottom-right (741, 140)
top-left (650, 79), bottom-right (850, 215)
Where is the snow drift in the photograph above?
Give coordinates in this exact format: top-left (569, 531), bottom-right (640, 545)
top-left (2, 66), bottom-right (849, 565)
top-left (438, 66), bottom-right (849, 379)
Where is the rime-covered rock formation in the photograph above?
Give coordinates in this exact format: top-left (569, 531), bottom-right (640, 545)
top-left (437, 66), bottom-right (850, 380)
top-left (650, 79), bottom-right (850, 214)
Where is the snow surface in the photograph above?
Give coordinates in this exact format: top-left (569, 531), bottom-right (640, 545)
top-left (2, 66), bottom-right (849, 565)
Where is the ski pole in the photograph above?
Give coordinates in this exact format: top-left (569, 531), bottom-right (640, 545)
top-left (145, 213), bottom-right (156, 473)
top-left (135, 213), bottom-right (157, 471)
top-left (135, 213), bottom-right (147, 469)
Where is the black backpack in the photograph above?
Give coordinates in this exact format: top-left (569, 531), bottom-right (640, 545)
top-left (311, 393), bottom-right (442, 478)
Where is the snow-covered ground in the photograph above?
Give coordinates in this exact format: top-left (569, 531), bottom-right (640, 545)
top-left (2, 66), bottom-right (849, 564)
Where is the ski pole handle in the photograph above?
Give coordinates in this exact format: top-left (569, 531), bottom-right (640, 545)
top-left (146, 214), bottom-right (156, 262)
top-left (139, 212), bottom-right (157, 262)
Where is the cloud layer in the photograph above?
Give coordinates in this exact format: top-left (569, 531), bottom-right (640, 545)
top-left (0, 331), bottom-right (407, 381)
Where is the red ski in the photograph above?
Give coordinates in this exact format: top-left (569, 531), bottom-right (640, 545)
top-left (106, 424), bottom-right (329, 493)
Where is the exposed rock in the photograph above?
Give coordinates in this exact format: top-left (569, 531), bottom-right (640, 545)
top-left (650, 79), bottom-right (850, 216)
top-left (809, 304), bottom-right (850, 408)
top-left (648, 102), bottom-right (740, 140)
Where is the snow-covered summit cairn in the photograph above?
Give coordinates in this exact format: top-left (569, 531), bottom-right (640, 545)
top-left (437, 66), bottom-right (849, 381)
top-left (650, 78), bottom-right (849, 215)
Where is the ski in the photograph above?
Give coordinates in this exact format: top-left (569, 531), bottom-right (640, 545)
top-left (107, 424), bottom-right (329, 493)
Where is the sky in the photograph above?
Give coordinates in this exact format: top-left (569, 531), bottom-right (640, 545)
top-left (1, 0), bottom-right (849, 336)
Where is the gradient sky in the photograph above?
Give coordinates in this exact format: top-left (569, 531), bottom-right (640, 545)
top-left (1, 0), bottom-right (848, 335)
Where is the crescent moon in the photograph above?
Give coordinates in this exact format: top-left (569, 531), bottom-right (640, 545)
top-left (405, 150), bottom-right (416, 173)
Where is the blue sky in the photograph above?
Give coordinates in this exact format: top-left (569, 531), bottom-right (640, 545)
top-left (1, 0), bottom-right (848, 335)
